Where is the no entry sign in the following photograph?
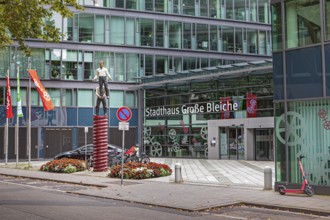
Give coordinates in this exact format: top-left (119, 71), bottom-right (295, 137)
top-left (116, 106), bottom-right (132, 122)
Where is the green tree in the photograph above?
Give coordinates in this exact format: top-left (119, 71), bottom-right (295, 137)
top-left (0, 0), bottom-right (84, 55)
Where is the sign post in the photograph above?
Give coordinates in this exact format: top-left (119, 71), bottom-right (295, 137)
top-left (116, 106), bottom-right (132, 186)
top-left (84, 127), bottom-right (88, 169)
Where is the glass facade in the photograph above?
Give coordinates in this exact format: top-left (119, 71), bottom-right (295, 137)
top-left (271, 0), bottom-right (330, 191)
top-left (144, 72), bottom-right (274, 158)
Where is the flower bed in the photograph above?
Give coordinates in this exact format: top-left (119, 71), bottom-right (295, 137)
top-left (40, 158), bottom-right (86, 173)
top-left (109, 162), bottom-right (172, 179)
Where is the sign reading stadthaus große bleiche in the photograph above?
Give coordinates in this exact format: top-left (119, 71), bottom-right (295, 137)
top-left (145, 101), bottom-right (239, 117)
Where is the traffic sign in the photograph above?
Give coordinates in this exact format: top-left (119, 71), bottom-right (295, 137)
top-left (116, 106), bottom-right (132, 122)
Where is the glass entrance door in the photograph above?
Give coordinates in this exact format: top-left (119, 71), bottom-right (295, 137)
top-left (255, 129), bottom-right (274, 161)
top-left (219, 126), bottom-right (244, 160)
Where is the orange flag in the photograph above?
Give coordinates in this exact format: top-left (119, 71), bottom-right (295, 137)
top-left (28, 70), bottom-right (54, 111)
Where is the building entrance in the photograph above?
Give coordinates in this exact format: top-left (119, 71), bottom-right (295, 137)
top-left (219, 126), bottom-right (244, 160)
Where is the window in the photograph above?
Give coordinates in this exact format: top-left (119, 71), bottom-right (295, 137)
top-left (126, 18), bottom-right (135, 45)
top-left (326, 0), bottom-right (330, 40)
top-left (84, 51), bottom-right (93, 80)
top-left (183, 23), bottom-right (191, 49)
top-left (197, 24), bottom-right (208, 50)
top-left (145, 55), bottom-right (153, 76)
top-left (126, 53), bottom-right (139, 82)
top-left (169, 21), bottom-right (182, 49)
top-left (79, 14), bottom-right (94, 43)
top-left (155, 20), bottom-right (164, 47)
top-left (63, 89), bottom-right (73, 107)
top-left (50, 49), bottom-right (61, 79)
top-left (234, 0), bottom-right (245, 21)
top-left (110, 16), bottom-right (124, 45)
top-left (225, 0), bottom-right (233, 19)
top-left (48, 89), bottom-right (61, 107)
top-left (126, 91), bottom-right (136, 107)
top-left (140, 19), bottom-right (154, 47)
top-left (156, 55), bottom-right (168, 74)
top-left (145, 0), bottom-right (153, 11)
top-left (115, 53), bottom-right (124, 81)
top-left (155, 0), bottom-right (165, 12)
top-left (95, 15), bottom-right (105, 43)
top-left (110, 90), bottom-right (124, 107)
top-left (285, 0), bottom-right (320, 48)
top-left (247, 29), bottom-right (258, 54)
top-left (209, 0), bottom-right (221, 18)
top-left (182, 0), bottom-right (194, 15)
top-left (258, 0), bottom-right (269, 23)
top-left (271, 2), bottom-right (282, 51)
top-left (221, 26), bottom-right (234, 52)
top-left (126, 0), bottom-right (139, 10)
top-left (78, 89), bottom-right (93, 107)
top-left (62, 50), bottom-right (78, 80)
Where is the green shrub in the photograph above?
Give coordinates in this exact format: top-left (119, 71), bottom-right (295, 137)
top-left (40, 158), bottom-right (85, 173)
top-left (109, 162), bottom-right (172, 179)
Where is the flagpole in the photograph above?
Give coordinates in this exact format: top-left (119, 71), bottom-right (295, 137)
top-left (28, 63), bottom-right (31, 166)
top-left (5, 118), bottom-right (8, 165)
top-left (16, 65), bottom-right (20, 167)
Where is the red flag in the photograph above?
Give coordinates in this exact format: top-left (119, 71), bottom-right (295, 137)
top-left (28, 70), bottom-right (54, 111)
top-left (221, 97), bottom-right (231, 119)
top-left (246, 93), bottom-right (257, 118)
top-left (6, 75), bottom-right (13, 118)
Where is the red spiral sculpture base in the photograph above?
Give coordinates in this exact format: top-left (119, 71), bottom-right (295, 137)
top-left (93, 115), bottom-right (108, 172)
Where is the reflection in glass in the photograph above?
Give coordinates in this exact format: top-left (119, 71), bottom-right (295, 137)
top-left (140, 19), bottom-right (154, 47)
top-left (197, 24), bottom-right (208, 50)
top-left (110, 16), bottom-right (124, 45)
top-left (271, 3), bottom-right (282, 51)
top-left (169, 21), bottom-right (182, 49)
top-left (79, 14), bottom-right (94, 43)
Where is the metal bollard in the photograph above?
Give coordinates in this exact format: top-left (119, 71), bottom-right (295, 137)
top-left (264, 166), bottom-right (272, 190)
top-left (175, 163), bottom-right (182, 183)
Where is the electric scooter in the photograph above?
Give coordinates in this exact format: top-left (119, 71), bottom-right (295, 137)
top-left (278, 155), bottom-right (314, 197)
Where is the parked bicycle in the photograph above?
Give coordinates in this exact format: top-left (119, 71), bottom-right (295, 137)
top-left (109, 146), bottom-right (150, 167)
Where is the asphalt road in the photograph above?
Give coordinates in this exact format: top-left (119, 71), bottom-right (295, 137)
top-left (0, 176), bottom-right (328, 220)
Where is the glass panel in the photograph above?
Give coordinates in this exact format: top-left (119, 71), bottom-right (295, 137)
top-left (115, 53), bottom-right (124, 81)
top-left (183, 57), bottom-right (196, 70)
top-left (273, 52), bottom-right (284, 100)
top-left (77, 89), bottom-right (93, 107)
top-left (140, 19), bottom-right (153, 47)
top-left (155, 20), bottom-right (164, 47)
top-left (155, 55), bottom-right (168, 74)
top-left (247, 29), bottom-right (258, 54)
top-left (326, 0), bottom-right (330, 40)
top-left (64, 17), bottom-right (73, 41)
top-left (197, 24), bottom-right (208, 50)
top-left (271, 2), bottom-right (282, 51)
top-left (225, 0), bottom-right (233, 19)
top-left (200, 0), bottom-right (208, 17)
top-left (50, 49), bottom-right (61, 79)
top-left (325, 45), bottom-right (330, 96)
top-left (235, 28), bottom-right (243, 53)
top-left (145, 0), bottom-right (153, 11)
top-left (182, 0), bottom-right (194, 15)
top-left (234, 0), bottom-right (245, 21)
top-left (145, 55), bottom-right (153, 76)
top-left (79, 14), bottom-right (94, 43)
top-left (259, 31), bottom-right (266, 55)
top-left (110, 90), bottom-right (124, 107)
top-left (222, 26), bottom-right (234, 52)
top-left (84, 51), bottom-right (93, 80)
top-left (62, 50), bottom-right (78, 80)
top-left (64, 89), bottom-right (72, 106)
top-left (286, 46), bottom-right (322, 99)
top-left (209, 0), bottom-right (221, 18)
top-left (116, 0), bottom-right (124, 8)
top-left (210, 25), bottom-right (217, 51)
top-left (256, 129), bottom-right (274, 161)
top-left (155, 0), bottom-right (165, 12)
top-left (173, 0), bottom-right (180, 14)
top-left (110, 16), bottom-right (125, 45)
top-left (126, 91), bottom-right (135, 107)
top-left (169, 21), bottom-right (181, 49)
top-left (258, 0), bottom-right (269, 23)
top-left (285, 0), bottom-right (320, 49)
top-left (250, 0), bottom-right (257, 22)
top-left (126, 18), bottom-right (135, 45)
top-left (220, 127), bottom-right (228, 159)
top-left (126, 53), bottom-right (139, 82)
top-left (126, 0), bottom-right (139, 10)
top-left (275, 100), bottom-right (330, 186)
top-left (95, 15), bottom-right (105, 43)
top-left (228, 127), bottom-right (237, 159)
top-left (183, 23), bottom-right (191, 49)
top-left (48, 89), bottom-right (61, 107)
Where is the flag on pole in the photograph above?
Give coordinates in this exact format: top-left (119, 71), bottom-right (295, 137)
top-left (17, 67), bottom-right (24, 117)
top-left (6, 74), bottom-right (13, 118)
top-left (27, 69), bottom-right (54, 111)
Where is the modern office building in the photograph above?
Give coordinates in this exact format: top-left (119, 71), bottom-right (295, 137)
top-left (0, 1), bottom-right (273, 161)
top-left (271, 0), bottom-right (330, 193)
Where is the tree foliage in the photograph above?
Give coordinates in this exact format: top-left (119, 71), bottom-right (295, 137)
top-left (0, 0), bottom-right (84, 55)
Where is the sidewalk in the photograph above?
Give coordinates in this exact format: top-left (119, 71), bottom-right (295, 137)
top-left (0, 160), bottom-right (329, 215)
